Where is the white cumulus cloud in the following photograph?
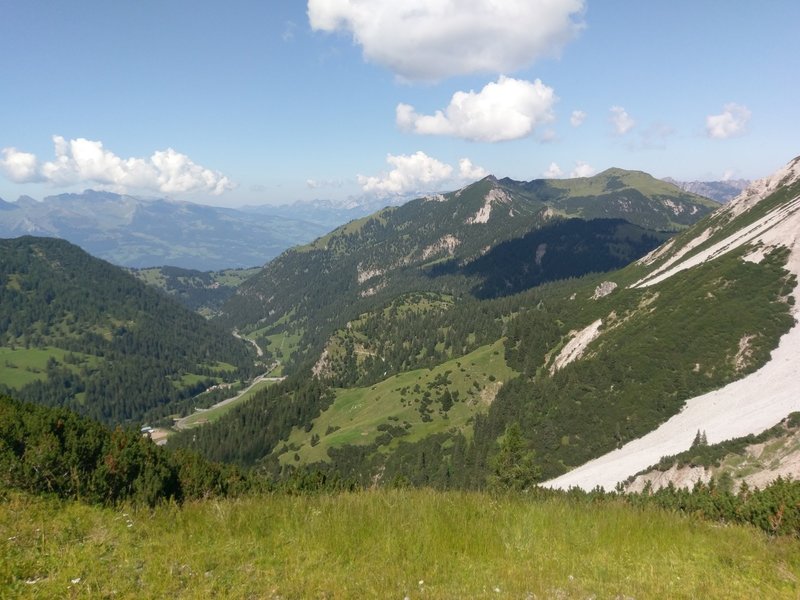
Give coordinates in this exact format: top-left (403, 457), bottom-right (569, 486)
top-left (610, 106), bottom-right (635, 135)
top-left (0, 148), bottom-right (43, 183)
top-left (308, 0), bottom-right (585, 82)
top-left (570, 161), bottom-right (596, 178)
top-left (570, 110), bottom-right (587, 127)
top-left (0, 136), bottom-right (235, 195)
top-left (543, 162), bottom-right (563, 178)
top-left (397, 76), bottom-right (557, 143)
top-left (458, 158), bottom-right (488, 180)
top-left (706, 103), bottom-right (751, 139)
top-left (357, 151), bottom-right (487, 197)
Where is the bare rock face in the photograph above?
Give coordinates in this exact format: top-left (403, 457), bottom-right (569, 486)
top-left (592, 281), bottom-right (617, 299)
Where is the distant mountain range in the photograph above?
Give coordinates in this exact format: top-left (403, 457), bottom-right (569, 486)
top-left (662, 177), bottom-right (750, 203)
top-left (0, 190), bottom-right (356, 270)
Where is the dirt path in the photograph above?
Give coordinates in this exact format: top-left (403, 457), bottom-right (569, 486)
top-left (233, 329), bottom-right (264, 357)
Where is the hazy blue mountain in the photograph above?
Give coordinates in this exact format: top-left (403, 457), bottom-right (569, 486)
top-left (662, 177), bottom-right (750, 203)
top-left (0, 190), bottom-right (334, 270)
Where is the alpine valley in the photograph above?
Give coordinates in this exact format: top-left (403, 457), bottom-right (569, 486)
top-left (165, 162), bottom-right (798, 490)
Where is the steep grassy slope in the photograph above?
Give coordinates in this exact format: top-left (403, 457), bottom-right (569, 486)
top-left (0, 237), bottom-right (256, 424)
top-left (543, 156), bottom-right (800, 490)
top-left (279, 338), bottom-right (515, 466)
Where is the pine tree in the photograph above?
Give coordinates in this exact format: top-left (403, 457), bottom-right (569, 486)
top-left (487, 422), bottom-right (541, 492)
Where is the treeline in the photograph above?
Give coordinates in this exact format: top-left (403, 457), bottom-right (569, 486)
top-left (0, 237), bottom-right (257, 423)
top-left (0, 394), bottom-right (258, 507)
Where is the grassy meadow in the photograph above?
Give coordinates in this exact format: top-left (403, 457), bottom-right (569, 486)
top-left (2, 489), bottom-right (798, 599)
top-left (280, 339), bottom-right (515, 464)
top-left (0, 347), bottom-right (100, 389)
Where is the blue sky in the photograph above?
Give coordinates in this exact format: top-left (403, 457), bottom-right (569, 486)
top-left (1, 1), bottom-right (798, 207)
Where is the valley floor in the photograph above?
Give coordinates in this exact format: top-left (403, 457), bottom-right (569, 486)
top-left (2, 490), bottom-right (799, 599)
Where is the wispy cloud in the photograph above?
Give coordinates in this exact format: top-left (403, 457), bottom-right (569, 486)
top-left (308, 0), bottom-right (585, 82)
top-left (706, 103), bottom-right (751, 139)
top-left (0, 136), bottom-right (235, 195)
top-left (282, 21), bottom-right (297, 42)
top-left (397, 76), bottom-right (557, 143)
top-left (570, 110), bottom-right (587, 127)
top-left (610, 106), bottom-right (635, 135)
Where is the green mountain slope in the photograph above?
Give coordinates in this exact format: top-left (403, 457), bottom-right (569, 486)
top-left (220, 170), bottom-right (712, 373)
top-left (130, 265), bottom-right (259, 316)
top-left (0, 236), bottom-right (257, 424)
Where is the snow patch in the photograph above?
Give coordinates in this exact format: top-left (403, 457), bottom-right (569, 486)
top-left (544, 160), bottom-right (800, 491)
top-left (742, 244), bottom-right (773, 264)
top-left (632, 229), bottom-right (712, 287)
top-left (544, 317), bottom-right (800, 491)
top-left (550, 319), bottom-right (603, 374)
top-left (636, 238), bottom-right (675, 267)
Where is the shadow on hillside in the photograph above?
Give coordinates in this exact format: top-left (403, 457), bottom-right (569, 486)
top-left (425, 218), bottom-right (670, 299)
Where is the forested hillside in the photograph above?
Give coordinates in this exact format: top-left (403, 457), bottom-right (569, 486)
top-left (0, 237), bottom-right (256, 424)
top-left (220, 170), bottom-right (712, 374)
top-left (130, 265), bottom-right (259, 316)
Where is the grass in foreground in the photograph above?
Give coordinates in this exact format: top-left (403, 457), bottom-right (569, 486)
top-left (2, 489), bottom-right (798, 599)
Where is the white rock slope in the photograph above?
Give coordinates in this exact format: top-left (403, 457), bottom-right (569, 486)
top-left (545, 156), bottom-right (800, 491)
